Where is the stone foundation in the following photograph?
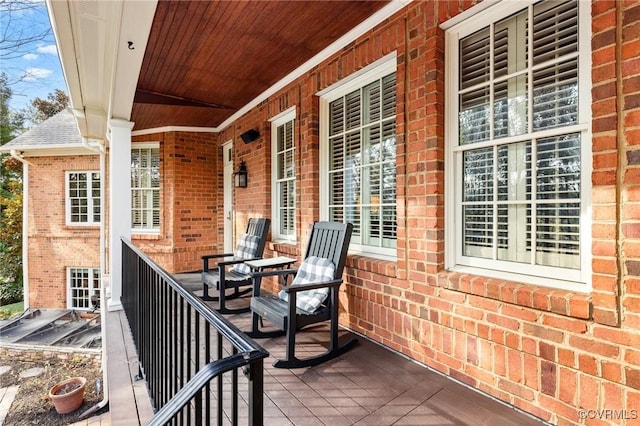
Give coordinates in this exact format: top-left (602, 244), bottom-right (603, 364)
top-left (0, 345), bottom-right (101, 367)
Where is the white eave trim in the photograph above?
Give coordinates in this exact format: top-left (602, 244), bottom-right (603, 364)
top-left (0, 144), bottom-right (98, 157)
top-left (215, 0), bottom-right (412, 132)
top-left (47, 0), bottom-right (158, 140)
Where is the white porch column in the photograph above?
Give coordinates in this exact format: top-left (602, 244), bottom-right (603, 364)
top-left (107, 119), bottom-right (133, 311)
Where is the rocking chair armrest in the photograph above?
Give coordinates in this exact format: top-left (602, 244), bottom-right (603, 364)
top-left (202, 252), bottom-right (235, 260)
top-left (282, 278), bottom-right (343, 293)
top-left (202, 253), bottom-right (234, 272)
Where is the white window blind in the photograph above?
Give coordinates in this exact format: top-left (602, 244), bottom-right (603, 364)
top-left (131, 145), bottom-right (160, 231)
top-left (67, 171), bottom-right (100, 225)
top-left (273, 116), bottom-right (296, 240)
top-left (327, 72), bottom-right (397, 253)
top-left (447, 0), bottom-right (590, 288)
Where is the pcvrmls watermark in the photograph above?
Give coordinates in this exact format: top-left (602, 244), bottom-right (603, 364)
top-left (578, 409), bottom-right (638, 420)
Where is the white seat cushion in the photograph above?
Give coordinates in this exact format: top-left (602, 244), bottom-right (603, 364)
top-left (278, 256), bottom-right (336, 313)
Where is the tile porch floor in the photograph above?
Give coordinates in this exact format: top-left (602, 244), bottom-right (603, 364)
top-left (169, 272), bottom-right (549, 426)
top-left (75, 272), bottom-right (549, 425)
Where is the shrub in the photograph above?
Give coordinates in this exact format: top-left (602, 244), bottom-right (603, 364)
top-left (0, 172), bottom-right (23, 304)
top-left (0, 277), bottom-right (22, 305)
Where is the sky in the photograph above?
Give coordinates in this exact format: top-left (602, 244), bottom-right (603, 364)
top-left (1, 1), bottom-right (67, 113)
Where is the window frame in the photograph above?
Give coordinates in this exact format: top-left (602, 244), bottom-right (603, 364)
top-left (270, 106), bottom-right (298, 242)
top-left (65, 170), bottom-right (101, 226)
top-left (131, 142), bottom-right (160, 233)
top-left (443, 0), bottom-right (592, 292)
top-left (319, 53), bottom-right (398, 259)
top-left (67, 267), bottom-right (101, 310)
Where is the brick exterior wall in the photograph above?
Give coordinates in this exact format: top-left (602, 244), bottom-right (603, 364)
top-left (131, 131), bottom-right (220, 273)
top-left (26, 131), bottom-right (219, 308)
top-left (27, 155), bottom-right (101, 309)
top-left (210, 2), bottom-right (640, 425)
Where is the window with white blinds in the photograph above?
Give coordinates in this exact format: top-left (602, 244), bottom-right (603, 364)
top-left (66, 171), bottom-right (100, 225)
top-left (446, 0), bottom-right (591, 289)
top-left (320, 57), bottom-right (397, 258)
top-left (68, 267), bottom-right (100, 310)
top-left (271, 109), bottom-right (297, 241)
top-left (131, 144), bottom-right (160, 231)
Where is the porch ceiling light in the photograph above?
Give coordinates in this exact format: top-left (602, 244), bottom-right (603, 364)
top-left (234, 160), bottom-right (248, 188)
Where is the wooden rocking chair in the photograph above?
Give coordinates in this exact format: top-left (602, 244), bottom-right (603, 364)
top-left (248, 221), bottom-right (355, 368)
top-left (200, 218), bottom-right (270, 314)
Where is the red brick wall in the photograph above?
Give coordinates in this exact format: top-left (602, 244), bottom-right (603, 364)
top-left (206, 2), bottom-right (640, 425)
top-left (26, 130), bottom-right (219, 307)
top-left (27, 155), bottom-right (101, 309)
top-left (131, 131), bottom-right (220, 273)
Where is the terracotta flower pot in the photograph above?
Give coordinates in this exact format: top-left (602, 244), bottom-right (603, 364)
top-left (48, 376), bottom-right (87, 414)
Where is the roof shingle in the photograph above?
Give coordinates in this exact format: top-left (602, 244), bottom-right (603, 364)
top-left (1, 109), bottom-right (82, 150)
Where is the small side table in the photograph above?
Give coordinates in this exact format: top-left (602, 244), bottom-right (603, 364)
top-left (245, 256), bottom-right (296, 272)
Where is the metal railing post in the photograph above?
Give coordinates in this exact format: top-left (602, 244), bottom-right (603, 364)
top-left (247, 359), bottom-right (264, 426)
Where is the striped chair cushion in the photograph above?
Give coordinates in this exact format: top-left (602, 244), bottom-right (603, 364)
top-left (230, 233), bottom-right (260, 275)
top-left (278, 256), bottom-right (336, 313)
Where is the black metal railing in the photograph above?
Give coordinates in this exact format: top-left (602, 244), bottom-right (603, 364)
top-left (121, 238), bottom-right (268, 425)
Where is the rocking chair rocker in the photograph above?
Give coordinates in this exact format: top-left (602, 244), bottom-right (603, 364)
top-left (248, 221), bottom-right (355, 368)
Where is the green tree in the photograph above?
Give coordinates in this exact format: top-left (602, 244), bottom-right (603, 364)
top-left (0, 172), bottom-right (22, 304)
top-left (0, 73), bottom-right (24, 305)
top-left (0, 73), bottom-right (24, 145)
top-left (0, 85), bottom-right (68, 304)
top-left (0, 1), bottom-right (66, 305)
top-left (1, 73), bottom-right (25, 193)
top-left (0, 73), bottom-right (12, 144)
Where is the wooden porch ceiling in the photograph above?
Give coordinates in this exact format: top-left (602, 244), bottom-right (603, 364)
top-left (131, 0), bottom-right (391, 131)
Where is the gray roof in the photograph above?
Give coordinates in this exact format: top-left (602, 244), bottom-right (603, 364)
top-left (1, 109), bottom-right (83, 151)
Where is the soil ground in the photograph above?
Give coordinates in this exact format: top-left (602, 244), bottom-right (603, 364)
top-left (0, 354), bottom-right (106, 425)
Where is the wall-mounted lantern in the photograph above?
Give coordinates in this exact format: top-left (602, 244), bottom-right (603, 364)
top-left (234, 160), bottom-right (248, 188)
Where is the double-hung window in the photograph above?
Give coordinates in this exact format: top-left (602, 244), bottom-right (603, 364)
top-left (68, 267), bottom-right (100, 310)
top-left (271, 107), bottom-right (297, 241)
top-left (320, 54), bottom-right (397, 258)
top-left (131, 143), bottom-right (160, 232)
top-left (444, 0), bottom-right (591, 290)
top-left (66, 171), bottom-right (100, 226)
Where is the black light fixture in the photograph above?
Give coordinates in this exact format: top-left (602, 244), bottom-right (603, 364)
top-left (240, 129), bottom-right (260, 144)
top-left (234, 160), bottom-right (248, 188)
